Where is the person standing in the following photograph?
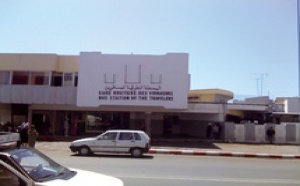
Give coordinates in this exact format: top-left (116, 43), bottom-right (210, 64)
top-left (216, 122), bottom-right (222, 139)
top-left (28, 125), bottom-right (38, 148)
top-left (19, 122), bottom-right (29, 147)
top-left (212, 123), bottom-right (220, 140)
top-left (72, 119), bottom-right (78, 136)
top-left (266, 126), bottom-right (275, 144)
top-left (206, 122), bottom-right (213, 139)
top-left (64, 118), bottom-right (70, 137)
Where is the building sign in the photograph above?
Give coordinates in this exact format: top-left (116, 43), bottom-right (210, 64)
top-left (76, 52), bottom-right (189, 109)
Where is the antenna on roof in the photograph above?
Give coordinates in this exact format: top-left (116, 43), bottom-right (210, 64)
top-left (253, 73), bottom-right (269, 97)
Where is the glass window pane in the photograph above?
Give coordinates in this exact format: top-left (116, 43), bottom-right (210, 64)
top-left (103, 132), bottom-right (117, 140)
top-left (0, 71), bottom-right (10, 84)
top-left (51, 72), bottom-right (62, 87)
top-left (134, 133), bottom-right (141, 141)
top-left (63, 73), bottom-right (73, 87)
top-left (12, 71), bottom-right (29, 85)
top-left (74, 73), bottom-right (78, 87)
top-left (119, 132), bottom-right (133, 140)
top-left (30, 72), bottom-right (49, 85)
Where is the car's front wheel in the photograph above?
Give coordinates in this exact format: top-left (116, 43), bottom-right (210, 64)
top-left (130, 148), bottom-right (143, 158)
top-left (79, 146), bottom-right (91, 156)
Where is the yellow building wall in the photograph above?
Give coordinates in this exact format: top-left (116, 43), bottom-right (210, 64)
top-left (227, 110), bottom-right (244, 117)
top-left (56, 55), bottom-right (79, 72)
top-left (195, 94), bottom-right (216, 102)
top-left (188, 89), bottom-right (234, 103)
top-left (0, 54), bottom-right (79, 72)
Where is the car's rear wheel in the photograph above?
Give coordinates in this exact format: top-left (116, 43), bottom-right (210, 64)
top-left (79, 146), bottom-right (91, 156)
top-left (131, 148), bottom-right (143, 158)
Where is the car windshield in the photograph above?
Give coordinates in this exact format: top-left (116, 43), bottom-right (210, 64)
top-left (9, 148), bottom-right (75, 182)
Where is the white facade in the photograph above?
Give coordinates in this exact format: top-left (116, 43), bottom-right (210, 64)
top-left (284, 97), bottom-right (300, 113)
top-left (77, 52), bottom-right (190, 110)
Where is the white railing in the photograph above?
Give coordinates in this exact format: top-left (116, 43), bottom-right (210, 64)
top-left (0, 85), bottom-right (77, 105)
top-left (225, 122), bottom-right (300, 144)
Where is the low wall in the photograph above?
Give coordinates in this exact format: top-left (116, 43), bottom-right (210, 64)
top-left (225, 122), bottom-right (300, 144)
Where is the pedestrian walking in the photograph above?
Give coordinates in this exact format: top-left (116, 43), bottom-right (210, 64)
top-left (28, 125), bottom-right (38, 148)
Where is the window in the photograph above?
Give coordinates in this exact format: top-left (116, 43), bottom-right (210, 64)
top-left (63, 73), bottom-right (73, 87)
top-left (119, 132), bottom-right (134, 140)
top-left (74, 73), bottom-right (78, 87)
top-left (30, 72), bottom-right (49, 85)
top-left (12, 71), bottom-right (29, 85)
top-left (102, 132), bottom-right (117, 140)
top-left (51, 72), bottom-right (62, 87)
top-left (10, 148), bottom-right (72, 182)
top-left (0, 71), bottom-right (10, 84)
top-left (134, 133), bottom-right (142, 141)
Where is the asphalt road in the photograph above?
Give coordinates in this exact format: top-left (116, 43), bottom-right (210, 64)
top-left (37, 144), bottom-right (300, 186)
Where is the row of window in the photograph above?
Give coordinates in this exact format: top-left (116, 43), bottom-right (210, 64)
top-left (0, 71), bottom-right (78, 87)
top-left (102, 132), bottom-right (142, 141)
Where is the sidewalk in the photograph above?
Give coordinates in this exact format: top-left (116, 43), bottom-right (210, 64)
top-left (36, 137), bottom-right (300, 159)
top-left (150, 141), bottom-right (300, 159)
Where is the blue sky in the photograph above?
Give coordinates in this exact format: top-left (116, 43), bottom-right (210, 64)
top-left (0, 0), bottom-right (298, 99)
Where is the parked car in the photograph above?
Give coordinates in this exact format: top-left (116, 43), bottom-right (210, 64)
top-left (70, 130), bottom-right (151, 157)
top-left (0, 132), bottom-right (123, 186)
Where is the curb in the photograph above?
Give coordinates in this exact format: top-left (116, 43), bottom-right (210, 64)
top-left (148, 149), bottom-right (300, 159)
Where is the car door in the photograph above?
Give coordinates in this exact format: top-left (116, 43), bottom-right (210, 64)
top-left (94, 132), bottom-right (118, 152)
top-left (115, 132), bottom-right (135, 152)
top-left (0, 160), bottom-right (33, 186)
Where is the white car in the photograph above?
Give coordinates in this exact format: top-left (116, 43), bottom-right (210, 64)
top-left (0, 132), bottom-right (123, 186)
top-left (70, 130), bottom-right (151, 157)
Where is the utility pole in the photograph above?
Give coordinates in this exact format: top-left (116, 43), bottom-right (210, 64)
top-left (297, 0), bottom-right (300, 152)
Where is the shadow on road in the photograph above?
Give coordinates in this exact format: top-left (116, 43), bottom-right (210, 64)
top-left (71, 153), bottom-right (154, 159)
top-left (152, 140), bottom-right (221, 150)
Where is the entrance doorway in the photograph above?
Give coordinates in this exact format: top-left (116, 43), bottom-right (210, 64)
top-left (11, 104), bottom-right (28, 129)
top-left (32, 114), bottom-right (44, 134)
top-left (163, 115), bottom-right (180, 137)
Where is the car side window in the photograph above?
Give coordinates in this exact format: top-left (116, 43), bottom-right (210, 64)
top-left (0, 164), bottom-right (26, 186)
top-left (119, 132), bottom-right (134, 140)
top-left (134, 133), bottom-right (142, 141)
top-left (102, 132), bottom-right (117, 140)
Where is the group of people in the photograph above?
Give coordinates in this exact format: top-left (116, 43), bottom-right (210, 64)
top-left (0, 121), bottom-right (38, 147)
top-left (0, 121), bottom-right (16, 132)
top-left (64, 118), bottom-right (81, 137)
top-left (18, 122), bottom-right (39, 148)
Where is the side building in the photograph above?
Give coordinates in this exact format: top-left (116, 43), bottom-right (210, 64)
top-left (0, 52), bottom-right (234, 139)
